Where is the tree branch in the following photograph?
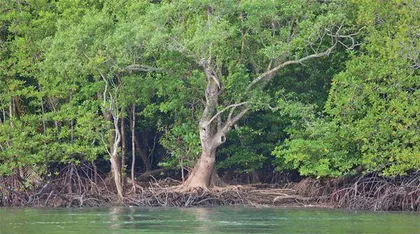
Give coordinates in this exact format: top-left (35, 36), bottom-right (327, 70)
top-left (246, 44), bottom-right (336, 92)
top-left (220, 34), bottom-right (343, 134)
top-left (120, 64), bottom-right (162, 73)
top-left (222, 107), bottom-right (250, 134)
top-left (204, 102), bottom-right (248, 127)
top-left (199, 58), bottom-right (221, 127)
top-left (200, 58), bottom-right (221, 89)
top-left (229, 107), bottom-right (249, 127)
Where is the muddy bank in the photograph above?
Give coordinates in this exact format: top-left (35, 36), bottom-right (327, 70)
top-left (0, 164), bottom-right (418, 211)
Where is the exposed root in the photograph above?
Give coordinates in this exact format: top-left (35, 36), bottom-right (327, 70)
top-left (1, 163), bottom-right (417, 211)
top-left (125, 182), bottom-right (312, 207)
top-left (0, 162), bottom-right (117, 207)
top-left (175, 184), bottom-right (209, 194)
top-left (293, 171), bottom-right (420, 211)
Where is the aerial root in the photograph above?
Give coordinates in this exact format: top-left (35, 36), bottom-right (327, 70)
top-left (0, 162), bottom-right (115, 207)
top-left (293, 171), bottom-right (420, 211)
top-left (127, 183), bottom-right (244, 207)
top-left (2, 163), bottom-right (417, 211)
top-left (126, 182), bottom-right (308, 207)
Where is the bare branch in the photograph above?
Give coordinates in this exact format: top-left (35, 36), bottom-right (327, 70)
top-left (121, 64), bottom-right (162, 72)
top-left (227, 102), bottom-right (236, 122)
top-left (204, 102), bottom-right (248, 127)
top-left (231, 107), bottom-right (249, 126)
top-left (100, 133), bottom-right (111, 156)
top-left (246, 44), bottom-right (336, 92)
top-left (200, 58), bottom-right (221, 89)
top-left (217, 113), bottom-right (222, 132)
top-left (326, 26), bottom-right (364, 50)
top-left (111, 114), bottom-right (121, 157)
top-left (262, 103), bottom-right (279, 111)
top-left (98, 71), bottom-right (108, 105)
top-left (222, 107), bottom-right (250, 133)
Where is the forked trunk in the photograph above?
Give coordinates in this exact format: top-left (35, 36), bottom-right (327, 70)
top-left (181, 58), bottom-right (227, 190)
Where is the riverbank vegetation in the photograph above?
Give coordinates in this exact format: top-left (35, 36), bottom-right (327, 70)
top-left (0, 0), bottom-right (418, 211)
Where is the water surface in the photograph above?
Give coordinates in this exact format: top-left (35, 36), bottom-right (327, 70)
top-left (0, 207), bottom-right (419, 233)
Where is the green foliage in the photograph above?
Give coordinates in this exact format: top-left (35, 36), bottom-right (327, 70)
top-left (273, 118), bottom-right (361, 177)
top-left (135, 0), bottom-right (352, 175)
top-left (160, 122), bottom-right (201, 169)
top-left (0, 0), bottom-right (109, 175)
top-left (274, 0), bottom-right (420, 177)
top-left (157, 70), bottom-right (206, 169)
top-left (1, 0), bottom-right (417, 180)
top-left (0, 117), bottom-right (46, 175)
top-left (218, 126), bottom-right (267, 173)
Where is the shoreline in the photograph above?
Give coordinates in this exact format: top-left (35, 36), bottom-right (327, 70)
top-left (1, 172), bottom-right (418, 211)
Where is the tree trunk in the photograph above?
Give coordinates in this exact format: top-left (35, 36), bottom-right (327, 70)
top-left (92, 161), bottom-right (98, 186)
top-left (1, 107), bottom-right (5, 123)
top-left (181, 59), bottom-right (227, 190)
top-left (130, 104), bottom-right (136, 192)
top-left (121, 114), bottom-right (126, 183)
top-left (135, 137), bottom-right (152, 172)
top-left (40, 98), bottom-right (46, 135)
top-left (97, 77), bottom-right (125, 200)
top-left (105, 109), bottom-right (124, 200)
top-left (110, 155), bottom-right (123, 199)
top-left (110, 116), bottom-right (123, 200)
top-left (182, 148), bottom-right (216, 189)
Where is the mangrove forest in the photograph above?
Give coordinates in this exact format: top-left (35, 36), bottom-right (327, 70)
top-left (0, 0), bottom-right (419, 211)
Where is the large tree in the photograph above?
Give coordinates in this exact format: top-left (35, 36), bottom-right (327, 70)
top-left (139, 0), bottom-right (355, 189)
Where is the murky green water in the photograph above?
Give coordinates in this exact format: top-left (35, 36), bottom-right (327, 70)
top-left (0, 207), bottom-right (419, 234)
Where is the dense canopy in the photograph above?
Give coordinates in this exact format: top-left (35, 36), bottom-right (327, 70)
top-left (1, 0), bottom-right (418, 198)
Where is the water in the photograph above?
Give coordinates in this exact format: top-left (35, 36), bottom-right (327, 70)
top-left (0, 207), bottom-right (419, 234)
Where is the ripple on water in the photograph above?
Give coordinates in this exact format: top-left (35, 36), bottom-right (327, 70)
top-left (1, 207), bottom-right (419, 234)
